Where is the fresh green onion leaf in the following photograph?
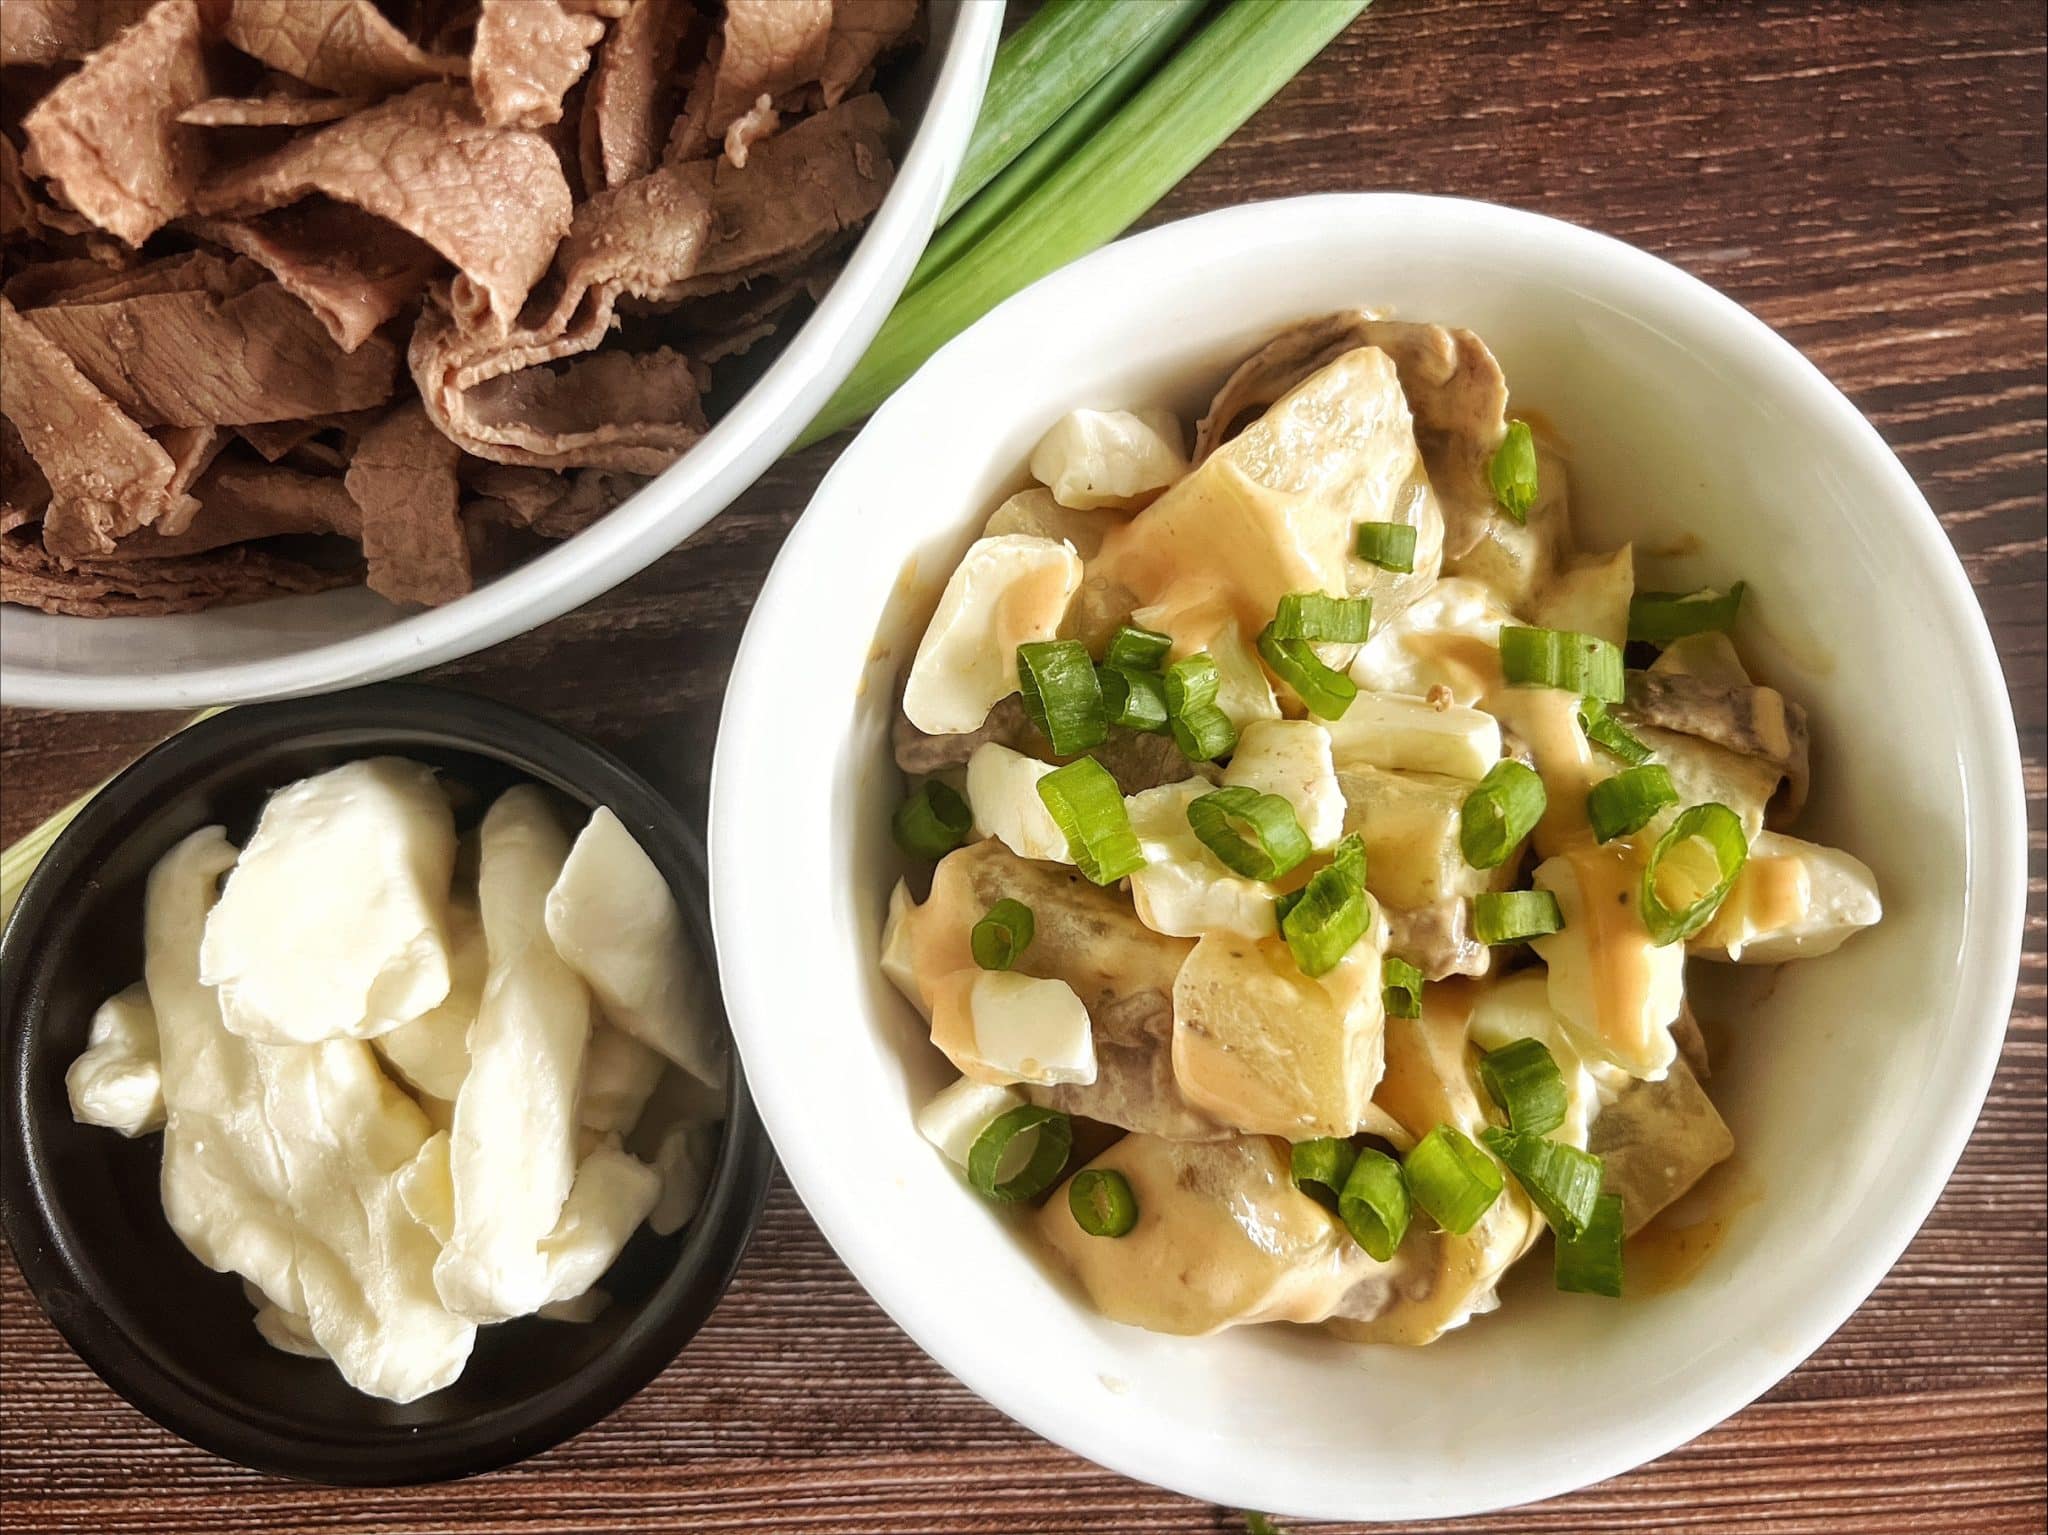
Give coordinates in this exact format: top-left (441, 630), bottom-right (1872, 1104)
top-left (1098, 664), bottom-right (1170, 732)
top-left (1500, 625), bottom-right (1624, 701)
top-left (1257, 625), bottom-right (1358, 719)
top-left (1554, 1191), bottom-right (1625, 1297)
top-left (1017, 639), bottom-right (1108, 756)
top-left (1329, 831), bottom-right (1367, 887)
top-left (1163, 652), bottom-right (1220, 712)
top-left (1479, 1038), bottom-right (1568, 1136)
top-left (1489, 419), bottom-right (1539, 523)
top-left (892, 780), bottom-right (971, 860)
top-left (1354, 521), bottom-right (1418, 573)
top-left (1036, 757), bottom-right (1146, 884)
top-left (1186, 786), bottom-right (1312, 882)
top-left (1481, 1127), bottom-right (1604, 1239)
top-left (1586, 764), bottom-right (1679, 844)
top-left (1067, 1167), bottom-right (1139, 1237)
top-left (1403, 1125), bottom-right (1503, 1234)
top-left (1105, 622), bottom-right (1174, 672)
top-left (1290, 1136), bottom-right (1358, 1214)
top-left (1579, 697), bottom-right (1654, 766)
top-left (1382, 956), bottom-right (1425, 1019)
top-left (1640, 801), bottom-right (1749, 946)
top-left (967, 1105), bottom-right (1073, 1203)
top-left (1473, 889), bottom-right (1564, 945)
top-left (1164, 654), bottom-right (1237, 760)
top-left (1271, 591), bottom-right (1373, 644)
top-left (970, 898), bottom-right (1035, 971)
top-left (1279, 864), bottom-right (1372, 978)
top-left (1628, 583), bottom-right (1747, 648)
top-left (1459, 759), bottom-right (1547, 871)
top-left (1338, 1146), bottom-right (1411, 1261)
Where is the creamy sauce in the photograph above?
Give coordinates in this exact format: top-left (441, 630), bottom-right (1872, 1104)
top-left (1404, 631), bottom-right (1504, 706)
top-left (1493, 685), bottom-right (1603, 857)
top-left (1701, 854), bottom-right (1811, 951)
top-left (1563, 843), bottom-right (1658, 1062)
top-left (1628, 1156), bottom-right (1766, 1295)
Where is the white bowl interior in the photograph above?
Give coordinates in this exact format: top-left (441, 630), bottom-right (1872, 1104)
top-left (710, 196), bottom-right (2026, 1521)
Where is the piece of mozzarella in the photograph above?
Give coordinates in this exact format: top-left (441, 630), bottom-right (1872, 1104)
top-left (1028, 407), bottom-right (1187, 511)
top-left (965, 742), bottom-right (1072, 863)
top-left (916, 1076), bottom-right (1030, 1167)
top-left (1124, 778), bottom-right (1274, 941)
top-left (901, 535), bottom-right (1082, 734)
top-left (1222, 718), bottom-right (1346, 848)
top-left (65, 982), bottom-right (164, 1137)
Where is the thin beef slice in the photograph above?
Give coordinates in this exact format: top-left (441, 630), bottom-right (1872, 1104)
top-left (471, 0), bottom-right (607, 130)
top-left (346, 401), bottom-right (471, 605)
top-left (0, 0), bottom-right (156, 68)
top-left (580, 0), bottom-right (693, 189)
top-left (179, 95), bottom-right (370, 127)
top-left (1, 525), bottom-right (354, 615)
top-left (706, 1), bottom-right (832, 134)
top-left (219, 0), bottom-right (465, 96)
top-left (111, 454), bottom-right (360, 558)
top-left (821, 0), bottom-right (919, 106)
top-left (189, 201), bottom-right (441, 352)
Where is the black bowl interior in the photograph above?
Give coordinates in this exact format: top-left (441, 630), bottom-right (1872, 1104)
top-left (0, 684), bottom-right (773, 1484)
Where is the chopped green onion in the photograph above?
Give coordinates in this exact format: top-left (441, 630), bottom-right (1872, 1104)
top-left (1640, 801), bottom-right (1749, 946)
top-left (1105, 622), bottom-right (1174, 671)
top-left (1163, 651), bottom-right (1219, 712)
top-left (1459, 759), bottom-right (1547, 871)
top-left (1036, 757), bottom-right (1146, 884)
top-left (1586, 764), bottom-right (1679, 844)
top-left (893, 780), bottom-right (971, 860)
top-left (1338, 1146), bottom-right (1411, 1261)
top-left (1329, 831), bottom-right (1367, 886)
top-left (1279, 863), bottom-right (1372, 978)
top-left (1382, 956), bottom-right (1424, 1019)
top-left (1098, 664), bottom-right (1170, 732)
top-left (1164, 653), bottom-right (1237, 761)
top-left (1473, 889), bottom-right (1564, 945)
top-left (1489, 419), bottom-right (1539, 523)
top-left (1579, 697), bottom-right (1654, 766)
top-left (968, 1105), bottom-right (1073, 1202)
top-left (1479, 1038), bottom-right (1568, 1136)
top-left (1186, 786), bottom-right (1311, 882)
top-left (1629, 583), bottom-right (1747, 647)
top-left (1290, 1136), bottom-right (1357, 1213)
top-left (1354, 521), bottom-right (1418, 573)
top-left (1017, 639), bottom-right (1108, 756)
top-left (1067, 1167), bottom-right (1138, 1237)
top-left (1500, 625), bottom-right (1624, 701)
top-left (1271, 591), bottom-right (1373, 644)
top-left (1403, 1125), bottom-right (1503, 1234)
top-left (1481, 1127), bottom-right (1603, 1239)
top-left (1257, 626), bottom-right (1358, 719)
top-left (970, 898), bottom-right (1035, 971)
top-left (1554, 1191), bottom-right (1625, 1297)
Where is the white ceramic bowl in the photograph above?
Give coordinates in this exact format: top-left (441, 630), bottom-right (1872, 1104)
top-left (709, 195), bottom-right (2028, 1521)
top-left (0, 1), bottom-right (1002, 712)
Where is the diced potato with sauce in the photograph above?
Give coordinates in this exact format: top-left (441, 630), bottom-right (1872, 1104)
top-left (1338, 764), bottom-right (1517, 909)
top-left (1030, 408), bottom-right (1188, 510)
top-left (965, 742), bottom-right (1071, 864)
top-left (1587, 1057), bottom-right (1734, 1234)
top-left (1223, 718), bottom-right (1346, 848)
top-left (901, 535), bottom-right (1082, 735)
top-left (1530, 847), bottom-right (1685, 1081)
top-left (1124, 779), bottom-right (1274, 941)
top-left (1324, 690), bottom-right (1502, 782)
top-left (1530, 543), bottom-right (1633, 648)
top-left (982, 487), bottom-right (1123, 559)
top-left (1443, 437), bottom-right (1573, 616)
top-left (1690, 830), bottom-right (1881, 963)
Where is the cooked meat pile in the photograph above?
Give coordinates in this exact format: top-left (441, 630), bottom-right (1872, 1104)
top-left (0, 0), bottom-right (918, 617)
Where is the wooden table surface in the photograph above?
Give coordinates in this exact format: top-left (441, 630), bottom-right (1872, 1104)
top-left (3, 1), bottom-right (2043, 1530)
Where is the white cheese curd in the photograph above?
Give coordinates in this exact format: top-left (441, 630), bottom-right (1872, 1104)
top-left (397, 1131), bottom-right (455, 1244)
top-left (1223, 719), bottom-right (1346, 849)
top-left (1690, 830), bottom-right (1882, 963)
top-left (250, 1292), bottom-right (328, 1359)
top-left (1323, 691), bottom-right (1502, 782)
top-left (1125, 779), bottom-right (1275, 941)
top-left (1531, 849), bottom-right (1684, 1081)
top-left (965, 743), bottom-right (1072, 863)
top-left (901, 534), bottom-right (1082, 734)
top-left (577, 1025), bottom-right (666, 1136)
top-left (1465, 970), bottom-right (1602, 1148)
top-left (1350, 577), bottom-right (1514, 703)
top-left (534, 1289), bottom-right (611, 1324)
top-left (199, 757), bottom-right (457, 1045)
top-left (648, 1122), bottom-right (717, 1236)
top-left (373, 893), bottom-right (483, 1102)
top-left (65, 982), bottom-right (163, 1137)
top-left (929, 970), bottom-right (1099, 1086)
top-left (880, 879), bottom-right (927, 1016)
top-left (535, 1143), bottom-right (663, 1310)
top-left (916, 1076), bottom-right (1029, 1167)
top-left (1028, 407), bottom-right (1187, 510)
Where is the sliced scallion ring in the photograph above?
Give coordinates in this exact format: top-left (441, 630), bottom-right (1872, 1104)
top-left (1016, 639), bottom-right (1108, 756)
top-left (1163, 652), bottom-right (1221, 713)
top-left (1628, 583), bottom-right (1746, 647)
top-left (1067, 1167), bottom-right (1138, 1237)
top-left (970, 898), bottom-right (1035, 971)
top-left (1473, 889), bottom-right (1564, 945)
top-left (1330, 831), bottom-right (1366, 886)
top-left (1500, 625), bottom-right (1624, 701)
top-left (1186, 786), bottom-right (1311, 882)
top-left (1257, 625), bottom-right (1358, 719)
top-left (1338, 1147), bottom-right (1411, 1261)
top-left (1478, 1037), bottom-right (1568, 1136)
top-left (1554, 1191), bottom-right (1625, 1297)
top-left (892, 780), bottom-right (971, 860)
top-left (1098, 664), bottom-right (1169, 733)
top-left (1586, 763), bottom-right (1679, 844)
top-left (1579, 697), bottom-right (1654, 766)
top-left (1489, 419), bottom-right (1539, 523)
top-left (1382, 956), bottom-right (1425, 1019)
top-left (1036, 757), bottom-right (1146, 884)
top-left (1271, 591), bottom-right (1373, 644)
top-left (1354, 521), bottom-right (1418, 573)
top-left (1279, 863), bottom-right (1371, 978)
top-left (1640, 801), bottom-right (1748, 946)
top-left (1403, 1125), bottom-right (1503, 1234)
top-left (967, 1105), bottom-right (1073, 1202)
top-left (1481, 1127), bottom-right (1603, 1239)
top-left (1290, 1136), bottom-right (1358, 1214)
top-left (1170, 705), bottom-right (1237, 762)
top-left (1459, 759), bottom-right (1547, 870)
top-left (1104, 622), bottom-right (1173, 671)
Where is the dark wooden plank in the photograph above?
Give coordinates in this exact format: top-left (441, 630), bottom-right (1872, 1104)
top-left (3, 0), bottom-right (2043, 1530)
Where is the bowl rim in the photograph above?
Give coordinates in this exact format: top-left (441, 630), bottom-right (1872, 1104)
top-left (708, 192), bottom-right (2031, 1518)
top-left (0, 1), bottom-right (1004, 714)
top-left (0, 683), bottom-right (776, 1484)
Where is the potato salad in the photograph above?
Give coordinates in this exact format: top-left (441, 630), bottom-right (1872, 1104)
top-left (881, 312), bottom-right (1881, 1341)
top-left (64, 759), bottom-right (725, 1400)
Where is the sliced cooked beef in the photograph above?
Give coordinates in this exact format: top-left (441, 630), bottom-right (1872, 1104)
top-left (891, 693), bottom-right (1201, 798)
top-left (105, 453), bottom-right (359, 558)
top-left (706, 0), bottom-right (832, 134)
top-left (0, 0), bottom-right (155, 68)
top-left (1027, 1032), bottom-right (1230, 1143)
top-left (179, 95), bottom-right (370, 127)
top-left (821, 0), bottom-right (919, 106)
top-left (346, 400), bottom-right (470, 604)
top-left (470, 0), bottom-right (606, 130)
top-left (195, 82), bottom-right (573, 335)
top-left (189, 201), bottom-right (441, 352)
top-left (0, 417), bottom-right (52, 529)
top-left (437, 345), bottom-right (707, 473)
top-left (463, 463), bottom-right (644, 538)
top-left (1382, 898), bottom-right (1492, 981)
top-left (580, 0), bottom-right (693, 190)
top-left (219, 0), bottom-right (465, 96)
top-left (19, 0), bottom-right (211, 246)
top-left (0, 523), bottom-right (356, 615)
top-left (1618, 669), bottom-right (1811, 819)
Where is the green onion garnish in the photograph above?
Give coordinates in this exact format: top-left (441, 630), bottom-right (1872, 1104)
top-left (1472, 889), bottom-right (1564, 945)
top-left (1104, 622), bottom-right (1174, 671)
top-left (1478, 1037), bottom-right (1568, 1136)
top-left (1164, 653), bottom-right (1238, 761)
top-left (1067, 1167), bottom-right (1139, 1237)
top-left (1579, 697), bottom-right (1654, 766)
top-left (1271, 591), bottom-right (1373, 644)
top-left (1257, 626), bottom-right (1358, 719)
top-left (1290, 1136), bottom-right (1356, 1213)
top-left (1330, 831), bottom-right (1367, 886)
top-left (1186, 786), bottom-right (1311, 882)
top-left (1640, 801), bottom-right (1749, 946)
top-left (1036, 757), bottom-right (1146, 884)
top-left (1488, 419), bottom-right (1539, 523)
top-left (1353, 521), bottom-right (1418, 573)
top-left (1017, 640), bottom-right (1108, 756)
top-left (1500, 625), bottom-right (1624, 701)
top-left (1278, 861), bottom-right (1371, 978)
top-left (1554, 1191), bottom-right (1625, 1297)
top-left (1481, 1127), bottom-right (1603, 1239)
top-left (1338, 1146), bottom-right (1411, 1261)
top-left (1403, 1125), bottom-right (1503, 1234)
top-left (968, 1105), bottom-right (1073, 1202)
top-left (1586, 763), bottom-right (1679, 844)
top-left (892, 780), bottom-right (971, 860)
top-left (1382, 956), bottom-right (1424, 1019)
top-left (1628, 583), bottom-right (1747, 647)
top-left (970, 898), bottom-right (1036, 971)
top-left (1098, 664), bottom-right (1170, 732)
top-left (1458, 759), bottom-right (1547, 871)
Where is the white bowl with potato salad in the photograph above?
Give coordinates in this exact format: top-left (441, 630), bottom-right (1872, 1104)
top-left (709, 195), bottom-right (2027, 1520)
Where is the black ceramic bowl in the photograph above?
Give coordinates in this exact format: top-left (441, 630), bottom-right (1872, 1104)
top-left (0, 684), bottom-right (774, 1484)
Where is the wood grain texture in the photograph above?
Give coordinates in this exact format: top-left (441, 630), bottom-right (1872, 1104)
top-left (3, 0), bottom-right (2043, 1529)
